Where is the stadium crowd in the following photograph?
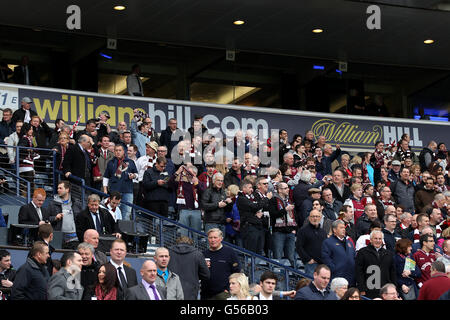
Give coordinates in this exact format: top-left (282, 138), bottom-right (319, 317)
top-left (0, 96), bottom-right (449, 301)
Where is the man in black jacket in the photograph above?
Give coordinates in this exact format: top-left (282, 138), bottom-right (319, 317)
top-left (0, 249), bottom-right (16, 299)
top-left (18, 188), bottom-right (51, 225)
top-left (200, 172), bottom-right (232, 235)
top-left (11, 241), bottom-right (50, 300)
top-left (296, 209), bottom-right (328, 277)
top-left (11, 97), bottom-right (37, 124)
top-left (142, 156), bottom-right (171, 217)
top-left (253, 176), bottom-right (273, 257)
top-left (63, 134), bottom-right (94, 193)
top-left (77, 242), bottom-right (100, 300)
top-left (355, 230), bottom-right (396, 299)
top-left (328, 169), bottom-right (351, 204)
top-left (159, 118), bottom-right (183, 158)
top-left (236, 180), bottom-right (264, 255)
top-left (224, 157), bottom-right (247, 188)
top-left (75, 194), bottom-right (120, 243)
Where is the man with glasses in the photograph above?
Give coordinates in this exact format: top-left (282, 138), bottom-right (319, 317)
top-left (413, 233), bottom-right (438, 289)
top-left (382, 214), bottom-right (401, 252)
top-left (142, 156), bottom-right (171, 217)
top-left (378, 283), bottom-right (401, 300)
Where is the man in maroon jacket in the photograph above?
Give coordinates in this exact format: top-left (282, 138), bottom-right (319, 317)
top-left (418, 261), bottom-right (450, 300)
top-left (413, 234), bottom-right (437, 289)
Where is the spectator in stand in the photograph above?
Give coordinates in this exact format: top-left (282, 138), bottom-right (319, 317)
top-left (355, 230), bottom-right (396, 299)
top-left (411, 226), bottom-right (443, 256)
top-left (100, 192), bottom-right (122, 222)
top-left (253, 177), bottom-right (273, 257)
top-left (142, 156), bottom-right (171, 217)
top-left (428, 207), bottom-right (443, 238)
top-left (53, 132), bottom-right (71, 173)
top-left (10, 241), bottom-right (50, 300)
top-left (0, 108), bottom-right (14, 149)
top-left (395, 139), bottom-right (419, 165)
top-left (77, 242), bottom-right (100, 299)
top-left (75, 119), bottom-right (98, 145)
top-left (415, 177), bottom-right (438, 214)
top-left (388, 160), bottom-right (402, 183)
top-left (227, 273), bottom-right (253, 300)
top-left (299, 188), bottom-right (322, 226)
top-left (294, 264), bottom-right (337, 300)
top-left (63, 134), bottom-right (94, 194)
top-left (154, 247), bottom-right (184, 300)
top-left (329, 277), bottom-right (348, 299)
top-left (102, 144), bottom-right (137, 220)
top-left (293, 169), bottom-right (325, 215)
top-left (47, 180), bottom-right (83, 249)
top-left (171, 164), bottom-right (206, 236)
top-left (390, 167), bottom-right (415, 214)
top-left (413, 233), bottom-right (437, 289)
top-left (30, 115), bottom-right (52, 150)
top-left (83, 263), bottom-right (119, 300)
top-left (338, 205), bottom-right (356, 243)
top-left (201, 228), bottom-right (241, 300)
top-left (125, 260), bottom-right (166, 300)
top-left (236, 180), bottom-right (265, 255)
top-left (159, 118), bottom-right (183, 158)
top-left (344, 183), bottom-right (365, 223)
top-left (13, 55), bottom-right (37, 85)
top-left (418, 261), bottom-right (450, 300)
top-left (322, 144), bottom-right (341, 176)
top-left (18, 188), bottom-right (50, 225)
top-left (126, 64), bottom-right (143, 96)
top-left (0, 250), bottom-right (16, 300)
top-left (130, 110), bottom-right (159, 157)
top-left (322, 187), bottom-right (342, 221)
top-left (296, 209), bottom-right (328, 277)
top-left (377, 283), bottom-right (401, 300)
top-left (394, 238), bottom-right (420, 300)
top-left (410, 213), bottom-right (430, 244)
top-left (396, 212), bottom-right (413, 239)
top-left (383, 214), bottom-right (401, 253)
top-left (269, 182), bottom-right (297, 266)
top-left (107, 239), bottom-right (138, 300)
top-left (355, 203), bottom-right (380, 240)
top-left (75, 194), bottom-right (120, 242)
top-left (117, 130), bottom-right (132, 153)
top-left (47, 251), bottom-right (83, 300)
top-left (83, 229), bottom-right (108, 264)
top-left (437, 239), bottom-right (450, 268)
top-left (224, 157), bottom-right (247, 188)
top-left (340, 287), bottom-right (361, 300)
top-left (321, 220), bottom-right (356, 286)
top-left (201, 172), bottom-right (232, 235)
top-left (12, 97), bottom-right (37, 124)
top-left (375, 185), bottom-right (395, 220)
top-left (168, 236), bottom-right (210, 300)
top-left (6, 120), bottom-right (23, 166)
top-left (328, 168), bottom-right (351, 204)
top-left (17, 122), bottom-right (38, 194)
top-left (135, 141), bottom-right (158, 205)
top-left (224, 184), bottom-right (242, 246)
top-left (379, 167), bottom-right (391, 187)
top-left (94, 135), bottom-right (115, 189)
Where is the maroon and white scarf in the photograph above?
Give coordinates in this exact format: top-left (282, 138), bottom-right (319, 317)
top-left (147, 128), bottom-right (154, 137)
top-left (115, 157), bottom-right (128, 178)
top-left (244, 165), bottom-right (258, 176)
top-left (59, 145), bottom-right (67, 170)
top-left (274, 197), bottom-right (297, 228)
top-left (146, 155), bottom-right (156, 169)
top-left (176, 179), bottom-right (198, 208)
top-left (373, 150), bottom-right (385, 168)
top-left (413, 228), bottom-right (420, 243)
top-left (380, 199), bottom-right (395, 208)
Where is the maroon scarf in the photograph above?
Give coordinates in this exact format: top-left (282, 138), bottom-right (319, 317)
top-left (176, 179), bottom-right (198, 208)
top-left (95, 284), bottom-right (117, 300)
top-left (115, 157), bottom-right (128, 178)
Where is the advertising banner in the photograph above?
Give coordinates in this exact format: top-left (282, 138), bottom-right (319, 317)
top-left (1, 83), bottom-right (449, 152)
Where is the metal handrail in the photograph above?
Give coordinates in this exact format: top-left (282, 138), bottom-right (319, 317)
top-left (0, 167), bottom-right (31, 203)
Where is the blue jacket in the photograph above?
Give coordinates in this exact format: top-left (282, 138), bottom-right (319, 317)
top-left (394, 253), bottom-right (420, 297)
top-left (103, 157), bottom-right (138, 193)
top-left (294, 282), bottom-right (337, 300)
top-left (321, 235), bottom-right (356, 286)
top-left (225, 203), bottom-right (240, 237)
top-left (0, 120), bottom-right (15, 144)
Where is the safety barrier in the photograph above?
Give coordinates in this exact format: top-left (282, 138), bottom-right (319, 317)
top-left (0, 167), bottom-right (31, 204)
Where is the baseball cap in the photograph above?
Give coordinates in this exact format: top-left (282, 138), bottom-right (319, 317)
top-left (392, 160), bottom-right (401, 166)
top-left (22, 97), bottom-right (33, 104)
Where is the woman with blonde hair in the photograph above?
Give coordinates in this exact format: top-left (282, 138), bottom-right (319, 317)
top-left (227, 273), bottom-right (255, 300)
top-left (224, 184), bottom-right (242, 247)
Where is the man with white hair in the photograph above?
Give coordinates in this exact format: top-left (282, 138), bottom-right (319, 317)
top-left (355, 230), bottom-right (396, 299)
top-left (330, 277), bottom-right (348, 299)
top-left (293, 169), bottom-right (325, 214)
top-left (200, 172), bottom-right (233, 235)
